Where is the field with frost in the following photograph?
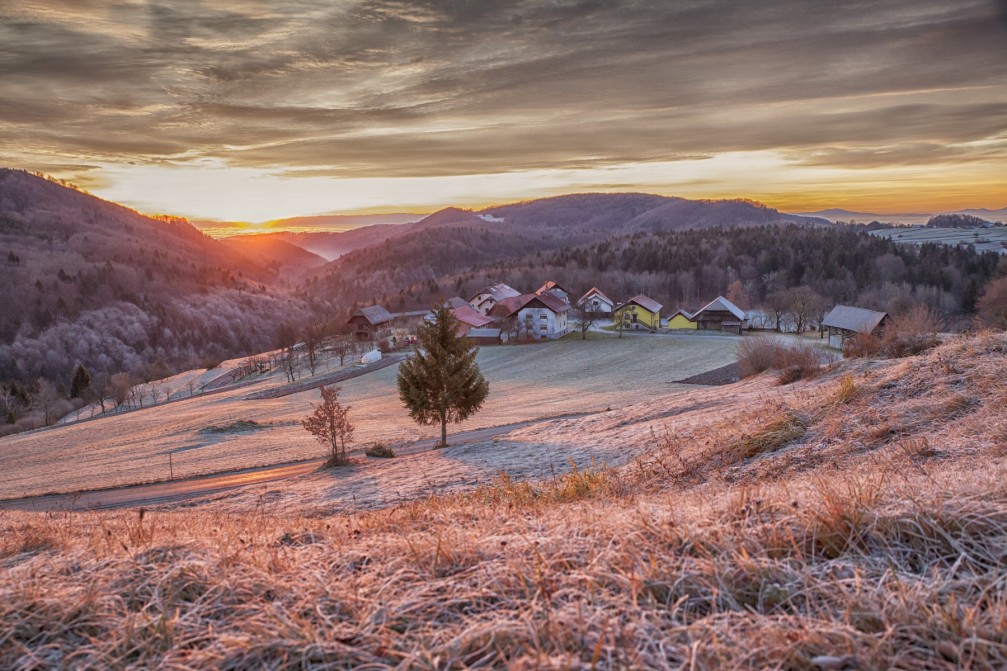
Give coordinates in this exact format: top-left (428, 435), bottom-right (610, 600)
top-left (0, 333), bottom-right (741, 499)
top-left (4, 333), bottom-right (1007, 668)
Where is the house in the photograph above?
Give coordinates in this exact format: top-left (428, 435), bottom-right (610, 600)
top-left (424, 303), bottom-right (495, 337)
top-left (491, 293), bottom-right (571, 340)
top-left (823, 305), bottom-right (890, 349)
top-left (469, 283), bottom-right (521, 315)
top-left (443, 296), bottom-right (470, 309)
top-left (667, 309), bottom-right (697, 330)
top-left (576, 287), bottom-right (615, 316)
top-left (535, 280), bottom-right (574, 304)
top-left (347, 305), bottom-right (394, 341)
top-left (692, 296), bottom-right (747, 334)
top-left (613, 294), bottom-right (662, 331)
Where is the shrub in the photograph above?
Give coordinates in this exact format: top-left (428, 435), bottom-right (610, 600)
top-left (364, 443), bottom-right (395, 458)
top-left (880, 306), bottom-right (941, 357)
top-left (737, 338), bottom-right (834, 384)
top-left (736, 338), bottom-right (780, 377)
top-left (844, 332), bottom-right (883, 358)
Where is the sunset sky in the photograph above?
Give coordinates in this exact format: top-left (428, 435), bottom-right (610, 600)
top-left (2, 0), bottom-right (1006, 222)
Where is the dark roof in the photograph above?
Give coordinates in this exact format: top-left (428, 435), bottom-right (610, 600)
top-left (489, 294), bottom-right (531, 318)
top-left (668, 309), bottom-right (694, 320)
top-left (349, 305), bottom-right (394, 325)
top-left (616, 294), bottom-right (663, 314)
top-left (577, 287), bottom-right (614, 306)
top-left (466, 328), bottom-right (501, 339)
top-left (444, 296), bottom-right (470, 309)
top-left (694, 296), bottom-right (746, 320)
top-left (823, 305), bottom-right (889, 333)
top-left (528, 292), bottom-right (572, 313)
top-left (490, 292), bottom-right (571, 316)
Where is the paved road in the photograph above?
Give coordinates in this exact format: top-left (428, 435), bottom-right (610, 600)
top-left (0, 414), bottom-right (591, 512)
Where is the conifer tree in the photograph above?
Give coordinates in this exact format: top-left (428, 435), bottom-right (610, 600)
top-left (69, 364), bottom-right (91, 400)
top-left (397, 304), bottom-right (489, 447)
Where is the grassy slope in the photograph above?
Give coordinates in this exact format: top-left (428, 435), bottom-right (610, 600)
top-left (3, 333), bottom-right (1007, 668)
top-left (0, 334), bottom-right (741, 498)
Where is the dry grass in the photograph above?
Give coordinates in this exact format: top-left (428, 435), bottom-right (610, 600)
top-left (736, 337), bottom-right (836, 384)
top-left (3, 333), bottom-right (1007, 669)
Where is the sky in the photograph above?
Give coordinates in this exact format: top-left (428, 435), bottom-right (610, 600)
top-left (2, 0), bottom-right (1006, 222)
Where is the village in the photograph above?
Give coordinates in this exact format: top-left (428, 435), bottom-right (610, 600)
top-left (347, 280), bottom-right (890, 354)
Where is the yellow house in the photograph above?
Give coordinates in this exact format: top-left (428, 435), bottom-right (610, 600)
top-left (613, 294), bottom-right (663, 331)
top-left (667, 309), bottom-right (698, 330)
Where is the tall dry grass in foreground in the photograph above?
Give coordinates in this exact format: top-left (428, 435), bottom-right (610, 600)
top-left (3, 332), bottom-right (1007, 670)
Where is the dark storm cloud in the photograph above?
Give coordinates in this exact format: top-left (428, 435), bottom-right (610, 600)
top-left (2, 0), bottom-right (1005, 175)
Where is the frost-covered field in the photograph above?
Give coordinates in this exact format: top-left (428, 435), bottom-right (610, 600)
top-left (0, 333), bottom-right (740, 498)
top-left (871, 226), bottom-right (1007, 254)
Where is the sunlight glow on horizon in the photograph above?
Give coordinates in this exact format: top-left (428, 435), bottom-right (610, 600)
top-left (85, 152), bottom-right (1007, 223)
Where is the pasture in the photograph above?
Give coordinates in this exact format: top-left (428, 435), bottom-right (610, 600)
top-left (0, 333), bottom-right (741, 499)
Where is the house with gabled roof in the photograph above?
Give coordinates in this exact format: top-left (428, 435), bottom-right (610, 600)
top-left (491, 292), bottom-right (571, 340)
top-left (692, 296), bottom-right (747, 334)
top-left (469, 283), bottom-right (521, 316)
top-left (667, 308), bottom-right (697, 330)
top-left (823, 305), bottom-right (890, 349)
top-left (347, 305), bottom-right (395, 341)
top-left (613, 294), bottom-right (662, 331)
top-left (576, 287), bottom-right (615, 316)
top-left (535, 280), bottom-right (574, 304)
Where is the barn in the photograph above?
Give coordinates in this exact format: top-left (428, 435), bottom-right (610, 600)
top-left (822, 305), bottom-right (890, 349)
top-left (347, 305), bottom-right (394, 342)
top-left (692, 296), bottom-right (747, 334)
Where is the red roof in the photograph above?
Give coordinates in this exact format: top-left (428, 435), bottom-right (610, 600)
top-left (451, 304), bottom-right (494, 328)
top-left (577, 287), bottom-right (613, 306)
top-left (490, 292), bottom-right (571, 317)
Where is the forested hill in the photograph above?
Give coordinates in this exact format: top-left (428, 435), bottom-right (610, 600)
top-left (304, 193), bottom-right (830, 305)
top-left (308, 223), bottom-right (1003, 322)
top-left (0, 169), bottom-right (310, 404)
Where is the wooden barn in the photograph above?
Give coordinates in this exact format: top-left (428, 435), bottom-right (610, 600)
top-left (823, 305), bottom-right (890, 349)
top-left (692, 296), bottom-right (747, 334)
top-left (347, 305), bottom-right (394, 342)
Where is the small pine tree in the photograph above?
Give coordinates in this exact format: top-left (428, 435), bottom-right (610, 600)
top-left (302, 385), bottom-right (354, 465)
top-left (69, 364), bottom-right (91, 400)
top-left (397, 304), bottom-right (489, 447)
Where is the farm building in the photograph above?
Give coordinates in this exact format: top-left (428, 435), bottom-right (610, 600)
top-left (465, 328), bottom-right (502, 345)
top-left (576, 287), bottom-right (615, 316)
top-left (692, 296), bottom-right (747, 334)
top-left (535, 280), bottom-right (574, 304)
top-left (491, 293), bottom-right (571, 340)
top-left (823, 305), bottom-right (890, 349)
top-left (667, 309), bottom-right (698, 330)
top-left (613, 295), bottom-right (662, 331)
top-left (347, 305), bottom-right (394, 342)
top-left (469, 283), bottom-right (522, 315)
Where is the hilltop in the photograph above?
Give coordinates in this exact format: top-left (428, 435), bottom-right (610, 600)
top-left (3, 332), bottom-right (1007, 668)
top-left (0, 170), bottom-right (311, 421)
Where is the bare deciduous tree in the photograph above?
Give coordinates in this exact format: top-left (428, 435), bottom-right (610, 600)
top-left (302, 385), bottom-right (354, 465)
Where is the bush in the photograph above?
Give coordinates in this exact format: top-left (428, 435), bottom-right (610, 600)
top-left (880, 306), bottom-right (941, 357)
top-left (736, 338), bottom-right (780, 377)
top-left (364, 443), bottom-right (395, 458)
top-left (737, 338), bottom-right (835, 384)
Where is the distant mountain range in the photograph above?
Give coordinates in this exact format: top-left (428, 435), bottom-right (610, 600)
top-left (257, 193), bottom-right (831, 261)
top-left (193, 213), bottom-right (420, 237)
top-left (798, 207), bottom-right (1007, 226)
top-left (304, 193), bottom-right (832, 307)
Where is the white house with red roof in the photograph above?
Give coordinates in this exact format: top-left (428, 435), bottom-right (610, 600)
top-left (576, 287), bottom-right (615, 316)
top-left (491, 292), bottom-right (571, 340)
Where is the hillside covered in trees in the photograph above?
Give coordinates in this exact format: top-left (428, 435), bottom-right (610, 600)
top-left (311, 223), bottom-right (1004, 324)
top-left (0, 170), bottom-right (313, 431)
